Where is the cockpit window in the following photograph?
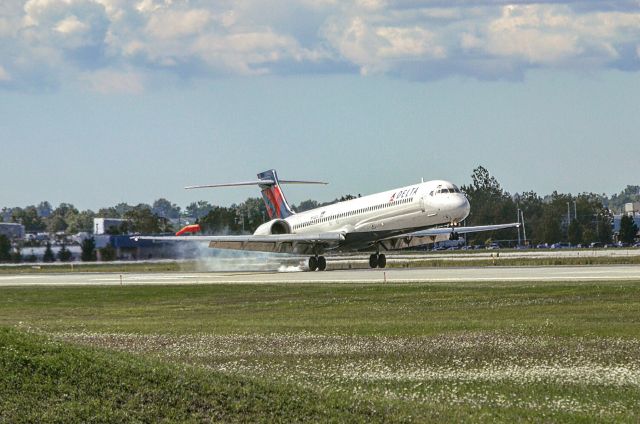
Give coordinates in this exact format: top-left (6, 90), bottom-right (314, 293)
top-left (434, 185), bottom-right (461, 194)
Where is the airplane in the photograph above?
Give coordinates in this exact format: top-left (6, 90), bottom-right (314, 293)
top-left (135, 169), bottom-right (519, 271)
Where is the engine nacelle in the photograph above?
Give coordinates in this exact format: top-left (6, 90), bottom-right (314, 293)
top-left (253, 219), bottom-right (292, 235)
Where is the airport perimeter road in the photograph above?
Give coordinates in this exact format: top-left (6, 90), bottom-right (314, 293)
top-left (1, 265), bottom-right (639, 286)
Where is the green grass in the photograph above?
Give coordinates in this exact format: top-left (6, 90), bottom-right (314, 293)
top-left (2, 282), bottom-right (639, 337)
top-left (389, 255), bottom-right (640, 268)
top-left (2, 281), bottom-right (640, 421)
top-left (0, 327), bottom-right (390, 423)
top-left (0, 261), bottom-right (186, 274)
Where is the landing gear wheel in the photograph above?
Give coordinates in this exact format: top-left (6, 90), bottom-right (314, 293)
top-left (369, 254), bottom-right (379, 269)
top-left (378, 254), bottom-right (386, 269)
top-left (308, 256), bottom-right (318, 271)
top-left (317, 256), bottom-right (327, 271)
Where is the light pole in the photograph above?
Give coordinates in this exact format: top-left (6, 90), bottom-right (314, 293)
top-left (517, 207), bottom-right (521, 246)
top-left (520, 209), bottom-right (527, 245)
top-left (567, 202), bottom-right (571, 241)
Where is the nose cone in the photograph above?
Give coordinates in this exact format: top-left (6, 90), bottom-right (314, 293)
top-left (454, 194), bottom-right (470, 222)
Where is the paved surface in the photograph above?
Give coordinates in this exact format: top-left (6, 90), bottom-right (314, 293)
top-left (1, 265), bottom-right (639, 286)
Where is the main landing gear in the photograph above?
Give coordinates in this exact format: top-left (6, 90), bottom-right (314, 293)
top-left (308, 255), bottom-right (327, 271)
top-left (369, 253), bottom-right (386, 269)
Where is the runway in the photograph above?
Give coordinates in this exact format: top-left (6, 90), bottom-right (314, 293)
top-left (1, 265), bottom-right (639, 286)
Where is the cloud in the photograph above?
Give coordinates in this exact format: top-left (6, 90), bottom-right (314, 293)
top-left (1, 0), bottom-right (639, 90)
top-left (82, 68), bottom-right (145, 93)
top-left (145, 9), bottom-right (212, 40)
top-left (0, 65), bottom-right (11, 81)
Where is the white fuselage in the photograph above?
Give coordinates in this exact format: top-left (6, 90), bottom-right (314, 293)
top-left (262, 180), bottom-right (470, 236)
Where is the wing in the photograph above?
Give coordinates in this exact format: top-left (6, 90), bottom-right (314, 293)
top-left (378, 223), bottom-right (520, 250)
top-left (406, 222), bottom-right (520, 237)
top-left (132, 233), bottom-right (344, 255)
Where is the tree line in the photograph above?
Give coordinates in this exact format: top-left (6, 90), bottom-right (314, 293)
top-left (2, 166), bottom-right (639, 247)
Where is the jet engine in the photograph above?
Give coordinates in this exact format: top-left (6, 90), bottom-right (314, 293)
top-left (253, 219), bottom-right (291, 235)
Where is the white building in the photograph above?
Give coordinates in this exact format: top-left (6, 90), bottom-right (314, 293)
top-left (93, 218), bottom-right (130, 235)
top-left (624, 202), bottom-right (640, 216)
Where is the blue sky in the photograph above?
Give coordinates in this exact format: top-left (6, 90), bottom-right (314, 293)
top-left (1, 1), bottom-right (639, 211)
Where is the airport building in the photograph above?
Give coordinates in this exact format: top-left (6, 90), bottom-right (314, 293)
top-left (624, 202), bottom-right (640, 215)
top-left (612, 203), bottom-right (640, 241)
top-left (93, 218), bottom-right (130, 235)
top-left (93, 235), bottom-right (200, 261)
top-left (0, 222), bottom-right (25, 240)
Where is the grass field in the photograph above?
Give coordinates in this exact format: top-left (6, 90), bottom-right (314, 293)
top-left (2, 280), bottom-right (640, 421)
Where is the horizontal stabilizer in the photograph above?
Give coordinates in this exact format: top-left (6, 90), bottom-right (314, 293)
top-left (185, 179), bottom-right (327, 190)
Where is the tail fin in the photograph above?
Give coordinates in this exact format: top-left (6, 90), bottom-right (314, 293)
top-left (184, 170), bottom-right (327, 221)
top-left (257, 170), bottom-right (295, 219)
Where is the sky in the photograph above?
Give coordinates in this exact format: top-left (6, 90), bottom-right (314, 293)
top-left (1, 0), bottom-right (639, 211)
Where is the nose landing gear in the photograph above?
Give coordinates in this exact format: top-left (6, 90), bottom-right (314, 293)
top-left (308, 255), bottom-right (327, 271)
top-left (368, 253), bottom-right (386, 269)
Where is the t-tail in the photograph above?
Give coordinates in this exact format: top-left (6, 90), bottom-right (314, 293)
top-left (184, 169), bottom-right (327, 220)
top-left (257, 170), bottom-right (294, 219)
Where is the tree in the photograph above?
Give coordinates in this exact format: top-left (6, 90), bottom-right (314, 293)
top-left (0, 235), bottom-right (11, 262)
top-left (10, 246), bottom-right (22, 263)
top-left (461, 166), bottom-right (517, 241)
top-left (619, 215), bottom-right (638, 244)
top-left (199, 206), bottom-right (242, 234)
top-left (596, 211), bottom-right (613, 244)
top-left (539, 208), bottom-right (563, 243)
top-left (45, 203), bottom-right (80, 234)
top-left (185, 201), bottom-right (213, 219)
top-left (568, 220), bottom-right (582, 246)
top-left (36, 201), bottom-right (53, 218)
top-left (515, 191), bottom-right (544, 244)
top-left (67, 210), bottom-right (96, 234)
top-left (152, 198), bottom-right (181, 220)
top-left (43, 242), bottom-right (55, 262)
top-left (295, 200), bottom-right (319, 212)
top-left (81, 237), bottom-right (97, 261)
top-left (1, 207), bottom-right (12, 222)
top-left (11, 206), bottom-right (45, 232)
top-left (46, 215), bottom-right (68, 234)
top-left (99, 244), bottom-right (116, 261)
top-left (238, 197), bottom-right (267, 233)
top-left (124, 204), bottom-right (166, 233)
top-left (57, 244), bottom-right (72, 262)
top-left (97, 207), bottom-right (120, 218)
top-left (98, 203), bottom-right (134, 219)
